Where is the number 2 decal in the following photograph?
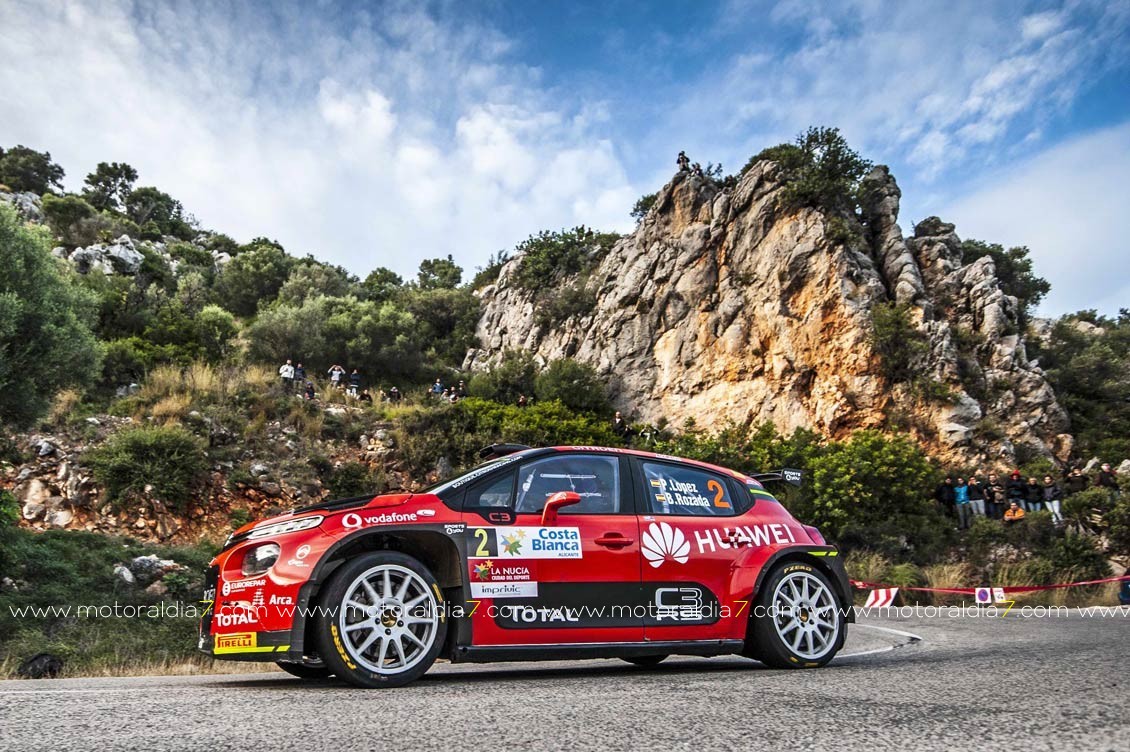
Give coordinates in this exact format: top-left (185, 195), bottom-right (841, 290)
top-left (707, 479), bottom-right (730, 508)
top-left (473, 528), bottom-right (491, 557)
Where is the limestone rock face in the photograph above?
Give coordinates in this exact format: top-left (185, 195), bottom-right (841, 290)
top-left (473, 163), bottom-right (1069, 464)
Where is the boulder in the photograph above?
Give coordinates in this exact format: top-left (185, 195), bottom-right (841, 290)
top-left (17, 653), bottom-right (64, 679)
top-left (113, 564), bottom-right (136, 585)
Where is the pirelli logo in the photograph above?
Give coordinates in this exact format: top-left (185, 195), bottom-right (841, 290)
top-left (215, 632), bottom-right (256, 652)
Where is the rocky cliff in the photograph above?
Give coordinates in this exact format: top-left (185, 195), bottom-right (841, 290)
top-left (469, 162), bottom-right (1071, 464)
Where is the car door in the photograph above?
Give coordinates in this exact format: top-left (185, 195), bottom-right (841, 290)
top-left (633, 458), bottom-right (749, 642)
top-left (463, 452), bottom-right (644, 646)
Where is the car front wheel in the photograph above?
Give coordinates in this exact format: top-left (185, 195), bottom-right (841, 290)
top-left (316, 551), bottom-right (447, 688)
top-left (747, 562), bottom-right (844, 669)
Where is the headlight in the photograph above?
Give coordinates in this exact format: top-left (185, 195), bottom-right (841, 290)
top-left (246, 515), bottom-right (323, 540)
top-left (241, 543), bottom-right (281, 576)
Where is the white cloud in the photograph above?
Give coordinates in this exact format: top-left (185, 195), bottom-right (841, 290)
top-left (0, 0), bottom-right (636, 282)
top-left (940, 122), bottom-right (1130, 316)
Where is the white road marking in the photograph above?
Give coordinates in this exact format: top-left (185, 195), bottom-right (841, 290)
top-left (836, 623), bottom-right (924, 660)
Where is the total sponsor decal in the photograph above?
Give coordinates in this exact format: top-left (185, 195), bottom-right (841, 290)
top-left (213, 603), bottom-right (259, 627)
top-left (221, 577), bottom-right (266, 597)
top-left (469, 527), bottom-right (582, 559)
top-left (341, 510), bottom-right (434, 529)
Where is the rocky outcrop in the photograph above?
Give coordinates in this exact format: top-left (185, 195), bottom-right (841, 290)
top-left (471, 163), bottom-right (1070, 464)
top-left (0, 189), bottom-right (44, 222)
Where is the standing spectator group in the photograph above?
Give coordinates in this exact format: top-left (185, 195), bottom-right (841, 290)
top-left (934, 462), bottom-right (1122, 528)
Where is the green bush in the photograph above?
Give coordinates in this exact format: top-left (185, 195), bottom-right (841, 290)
top-left (742, 127), bottom-right (873, 215)
top-left (470, 250), bottom-right (510, 290)
top-left (0, 527), bottom-right (217, 676)
top-left (534, 359), bottom-right (610, 414)
top-left (468, 350), bottom-right (538, 405)
top-left (809, 430), bottom-right (945, 561)
top-left (534, 280), bottom-right (596, 328)
top-left (511, 227), bottom-right (618, 290)
top-left (0, 490), bottom-right (18, 528)
top-left (326, 462), bottom-right (386, 498)
top-left (0, 144), bottom-right (64, 193)
top-left (41, 193), bottom-right (97, 247)
top-left (0, 203), bottom-right (103, 428)
top-left (631, 192), bottom-right (657, 221)
top-left (86, 425), bottom-right (206, 512)
top-left (166, 241), bottom-right (212, 267)
top-left (1106, 498), bottom-right (1130, 557)
top-left (870, 302), bottom-right (929, 384)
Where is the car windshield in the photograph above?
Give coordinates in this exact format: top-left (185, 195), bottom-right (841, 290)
top-left (420, 455), bottom-right (515, 496)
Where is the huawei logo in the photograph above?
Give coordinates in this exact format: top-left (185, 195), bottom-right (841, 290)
top-left (641, 522), bottom-right (690, 568)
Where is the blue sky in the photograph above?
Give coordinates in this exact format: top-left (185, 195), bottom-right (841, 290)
top-left (1, 0), bottom-right (1127, 314)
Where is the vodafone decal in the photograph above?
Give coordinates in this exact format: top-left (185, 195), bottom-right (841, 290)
top-left (341, 510), bottom-right (434, 529)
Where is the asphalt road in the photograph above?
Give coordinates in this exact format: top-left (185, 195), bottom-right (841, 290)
top-left (1, 612), bottom-right (1127, 752)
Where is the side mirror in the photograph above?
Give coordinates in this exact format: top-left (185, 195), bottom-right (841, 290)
top-left (541, 491), bottom-right (582, 526)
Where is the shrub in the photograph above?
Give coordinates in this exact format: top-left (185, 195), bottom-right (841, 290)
top-left (809, 430), bottom-right (946, 562)
top-left (0, 203), bottom-right (103, 428)
top-left (166, 241), bottom-right (212, 267)
top-left (82, 161), bottom-right (138, 212)
top-left (467, 350), bottom-right (538, 405)
top-left (741, 127), bottom-right (873, 215)
top-left (326, 462), bottom-right (385, 498)
top-left (0, 490), bottom-right (18, 528)
top-left (534, 280), bottom-right (596, 328)
top-left (86, 425), bottom-right (206, 512)
top-left (41, 193), bottom-right (96, 247)
top-left (1105, 499), bottom-right (1130, 557)
top-left (870, 301), bottom-right (929, 384)
top-left (0, 145), bottom-right (65, 193)
top-left (631, 192), bottom-right (657, 221)
top-left (534, 359), bottom-right (610, 414)
top-left (511, 227), bottom-right (618, 290)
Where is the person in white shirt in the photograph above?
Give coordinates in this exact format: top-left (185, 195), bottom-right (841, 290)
top-left (278, 359), bottom-right (295, 388)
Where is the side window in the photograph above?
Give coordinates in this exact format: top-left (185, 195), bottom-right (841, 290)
top-left (642, 462), bottom-right (735, 517)
top-left (465, 471), bottom-right (515, 508)
top-left (515, 455), bottom-right (621, 515)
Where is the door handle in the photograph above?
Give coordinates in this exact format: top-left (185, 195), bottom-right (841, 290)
top-left (595, 533), bottom-right (634, 548)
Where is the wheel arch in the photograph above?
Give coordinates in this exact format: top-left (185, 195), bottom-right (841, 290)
top-left (747, 547), bottom-right (854, 620)
top-left (289, 529), bottom-right (463, 661)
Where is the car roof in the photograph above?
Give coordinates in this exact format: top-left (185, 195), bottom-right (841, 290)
top-left (545, 445), bottom-right (760, 486)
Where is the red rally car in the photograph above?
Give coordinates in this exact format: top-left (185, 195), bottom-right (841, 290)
top-left (199, 444), bottom-right (853, 687)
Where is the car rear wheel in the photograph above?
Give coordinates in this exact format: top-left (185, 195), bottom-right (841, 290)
top-left (316, 551), bottom-right (447, 688)
top-left (621, 655), bottom-right (668, 667)
top-left (747, 562), bottom-right (844, 669)
top-left (275, 660), bottom-right (332, 680)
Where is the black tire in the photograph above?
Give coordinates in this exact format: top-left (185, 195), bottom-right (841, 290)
top-left (621, 655), bottom-right (668, 667)
top-left (275, 660), bottom-right (332, 680)
top-left (315, 551), bottom-right (448, 688)
top-left (747, 561), bottom-right (845, 669)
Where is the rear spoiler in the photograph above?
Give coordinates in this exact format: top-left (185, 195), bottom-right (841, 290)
top-left (478, 443), bottom-right (533, 460)
top-left (749, 468), bottom-right (803, 487)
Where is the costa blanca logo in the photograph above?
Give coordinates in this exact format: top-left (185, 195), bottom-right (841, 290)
top-left (641, 522), bottom-right (690, 568)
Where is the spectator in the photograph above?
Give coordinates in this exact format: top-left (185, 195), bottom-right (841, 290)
top-left (612, 411), bottom-right (631, 442)
top-left (456, 380), bottom-right (468, 398)
top-left (677, 151), bottom-right (690, 171)
top-left (954, 477), bottom-right (972, 530)
top-left (294, 362), bottom-right (306, 383)
top-left (449, 391), bottom-right (460, 404)
top-left (431, 378), bottom-right (444, 397)
top-left (1064, 467), bottom-right (1090, 496)
top-left (517, 394), bottom-right (528, 408)
top-left (1006, 470), bottom-right (1026, 509)
top-left (388, 386), bottom-right (401, 403)
top-left (328, 364), bottom-right (346, 389)
top-left (1097, 463), bottom-right (1120, 497)
top-left (986, 473), bottom-right (1007, 519)
top-left (1042, 475), bottom-right (1064, 523)
top-left (968, 477), bottom-right (986, 517)
top-left (934, 476), bottom-right (956, 517)
top-left (303, 381), bottom-right (315, 401)
top-left (278, 359), bottom-right (295, 389)
top-left (1003, 501), bottom-right (1026, 524)
top-left (348, 368), bottom-right (362, 396)
top-left (358, 388), bottom-right (373, 404)
top-left (1025, 477), bottom-right (1043, 513)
